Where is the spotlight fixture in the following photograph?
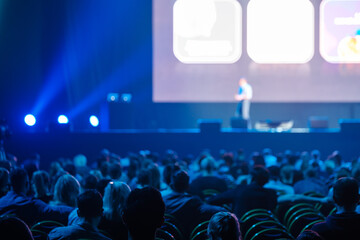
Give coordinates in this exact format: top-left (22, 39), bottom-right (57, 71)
top-left (89, 115), bottom-right (99, 127)
top-left (24, 114), bottom-right (36, 126)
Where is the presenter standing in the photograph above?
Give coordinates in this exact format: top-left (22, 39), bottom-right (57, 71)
top-left (234, 78), bottom-right (252, 120)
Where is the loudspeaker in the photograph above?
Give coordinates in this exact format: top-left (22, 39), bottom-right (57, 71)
top-left (231, 117), bottom-right (248, 129)
top-left (198, 119), bottom-right (222, 133)
top-left (339, 119), bottom-right (360, 133)
top-left (308, 116), bottom-right (329, 128)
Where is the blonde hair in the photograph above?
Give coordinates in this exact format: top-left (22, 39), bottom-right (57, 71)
top-left (103, 181), bottom-right (131, 220)
top-left (54, 174), bottom-right (80, 207)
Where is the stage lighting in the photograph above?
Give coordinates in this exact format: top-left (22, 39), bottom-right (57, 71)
top-left (24, 114), bottom-right (36, 126)
top-left (57, 115), bottom-right (69, 124)
top-left (89, 115), bottom-right (99, 127)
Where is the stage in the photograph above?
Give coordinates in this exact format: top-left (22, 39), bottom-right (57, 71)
top-left (4, 127), bottom-right (359, 170)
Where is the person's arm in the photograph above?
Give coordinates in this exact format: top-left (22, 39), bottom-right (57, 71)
top-left (278, 194), bottom-right (331, 204)
top-left (208, 188), bottom-right (236, 206)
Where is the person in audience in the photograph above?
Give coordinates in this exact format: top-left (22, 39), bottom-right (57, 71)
top-left (209, 165), bottom-right (277, 219)
top-left (108, 162), bottom-right (122, 180)
top-left (80, 174), bottom-right (98, 192)
top-left (122, 187), bottom-right (165, 240)
top-left (0, 167), bottom-right (9, 197)
top-left (0, 216), bottom-right (34, 240)
top-left (208, 212), bottom-right (242, 240)
top-left (32, 170), bottom-right (52, 203)
top-left (0, 168), bottom-right (72, 226)
top-left (264, 166), bottom-right (294, 195)
top-left (49, 190), bottom-right (111, 240)
top-left (50, 174), bottom-right (80, 208)
top-left (163, 170), bottom-right (226, 239)
top-left (73, 154), bottom-right (90, 180)
top-left (296, 230), bottom-right (324, 240)
top-left (311, 177), bottom-right (360, 239)
top-left (161, 163), bottom-right (181, 196)
top-left (99, 181), bottom-right (130, 240)
top-left (189, 156), bottom-right (228, 200)
top-left (294, 167), bottom-right (328, 196)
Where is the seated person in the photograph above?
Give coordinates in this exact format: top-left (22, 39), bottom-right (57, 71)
top-left (163, 170), bottom-right (226, 239)
top-left (122, 187), bottom-right (165, 240)
top-left (311, 177), bottom-right (360, 239)
top-left (208, 212), bottom-right (242, 240)
top-left (0, 167), bottom-right (9, 197)
top-left (209, 165), bottom-right (277, 219)
top-left (49, 190), bottom-right (111, 240)
top-left (50, 174), bottom-right (80, 207)
top-left (0, 168), bottom-right (72, 226)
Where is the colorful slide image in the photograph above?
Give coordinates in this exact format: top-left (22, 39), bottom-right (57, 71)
top-left (173, 0), bottom-right (241, 63)
top-left (247, 0), bottom-right (314, 64)
top-left (320, 0), bottom-right (360, 63)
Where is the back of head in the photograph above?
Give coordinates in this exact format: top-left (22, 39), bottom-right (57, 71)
top-left (109, 162), bottom-right (122, 180)
top-left (200, 157), bottom-right (216, 174)
top-left (267, 166), bottom-right (280, 180)
top-left (73, 154), bottom-right (87, 167)
top-left (0, 168), bottom-right (9, 195)
top-left (32, 170), bottom-right (50, 197)
top-left (103, 181), bottom-right (131, 219)
top-left (163, 163), bottom-right (181, 186)
top-left (208, 212), bottom-right (241, 240)
top-left (171, 170), bottom-right (189, 193)
top-left (81, 174), bottom-right (98, 191)
top-left (10, 167), bottom-right (28, 194)
top-left (122, 187), bottom-right (165, 237)
top-left (250, 165), bottom-right (270, 186)
top-left (296, 230), bottom-right (323, 240)
top-left (0, 217), bottom-right (33, 240)
top-left (333, 177), bottom-right (359, 208)
top-left (77, 189), bottom-right (103, 220)
top-left (54, 174), bottom-right (80, 207)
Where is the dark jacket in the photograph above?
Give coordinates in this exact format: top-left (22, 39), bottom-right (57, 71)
top-left (208, 182), bottom-right (277, 219)
top-left (311, 212), bottom-right (360, 240)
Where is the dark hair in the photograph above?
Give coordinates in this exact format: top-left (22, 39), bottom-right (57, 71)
top-left (267, 166), bottom-right (280, 180)
top-left (171, 170), bottom-right (189, 193)
top-left (109, 162), bottom-right (122, 180)
top-left (81, 174), bottom-right (98, 190)
top-left (333, 177), bottom-right (359, 207)
top-left (0, 160), bottom-right (11, 171)
top-left (0, 217), bottom-right (33, 240)
top-left (250, 166), bottom-right (270, 186)
top-left (77, 190), bottom-right (103, 219)
top-left (208, 212), bottom-right (241, 240)
top-left (10, 167), bottom-right (28, 193)
top-left (122, 187), bottom-right (165, 236)
top-left (95, 178), bottom-right (112, 197)
top-left (296, 230), bottom-right (323, 240)
top-left (163, 163), bottom-right (180, 186)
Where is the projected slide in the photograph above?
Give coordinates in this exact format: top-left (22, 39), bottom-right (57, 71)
top-left (247, 0), bottom-right (314, 63)
top-left (153, 0), bottom-right (360, 103)
top-left (320, 0), bottom-right (360, 63)
top-left (173, 0), bottom-right (241, 63)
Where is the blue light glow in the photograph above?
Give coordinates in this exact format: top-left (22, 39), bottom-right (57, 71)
top-left (89, 115), bottom-right (99, 127)
top-left (24, 114), bottom-right (36, 126)
top-left (58, 115), bottom-right (69, 124)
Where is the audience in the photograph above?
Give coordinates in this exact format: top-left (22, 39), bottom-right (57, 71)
top-left (49, 189), bottom-right (111, 240)
top-left (0, 147), bottom-right (359, 240)
top-left (208, 211), bottom-right (242, 240)
top-left (0, 168), bottom-right (72, 226)
top-left (122, 187), bottom-right (165, 240)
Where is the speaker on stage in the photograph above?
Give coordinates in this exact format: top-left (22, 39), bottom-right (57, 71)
top-left (230, 117), bottom-right (248, 129)
top-left (198, 119), bottom-right (222, 133)
top-left (308, 116), bottom-right (329, 129)
top-left (339, 119), bottom-right (360, 133)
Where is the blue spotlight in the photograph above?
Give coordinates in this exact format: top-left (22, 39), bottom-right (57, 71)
top-left (24, 114), bottom-right (36, 126)
top-left (89, 115), bottom-right (99, 127)
top-left (57, 115), bottom-right (69, 124)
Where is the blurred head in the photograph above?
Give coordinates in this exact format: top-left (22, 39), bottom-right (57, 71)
top-left (73, 154), bottom-right (87, 167)
top-left (296, 230), bottom-right (323, 240)
top-left (250, 166), bottom-right (270, 186)
top-left (10, 167), bottom-right (29, 194)
top-left (208, 212), bottom-right (241, 240)
top-left (54, 174), bottom-right (80, 207)
top-left (81, 174), bottom-right (98, 191)
top-left (0, 168), bottom-right (9, 197)
top-left (77, 190), bottom-right (103, 223)
top-left (122, 187), bottom-right (165, 238)
top-left (109, 162), bottom-right (122, 180)
top-left (163, 163), bottom-right (181, 186)
top-left (103, 181), bottom-right (131, 219)
top-left (32, 170), bottom-right (50, 198)
top-left (239, 78), bottom-right (247, 86)
top-left (0, 217), bottom-right (33, 240)
top-left (333, 177), bottom-right (360, 209)
top-left (171, 170), bottom-right (190, 193)
top-left (200, 157), bottom-right (216, 174)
